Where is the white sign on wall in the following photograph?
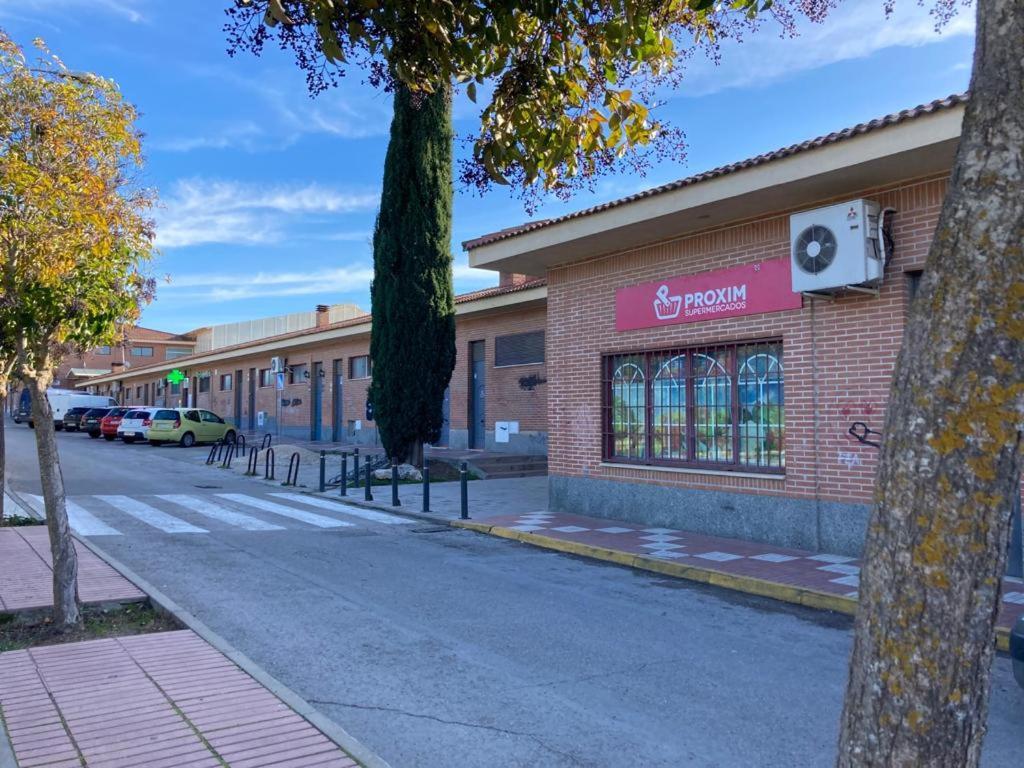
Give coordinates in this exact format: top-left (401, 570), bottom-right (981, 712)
top-left (257, 411), bottom-right (265, 427)
top-left (495, 421), bottom-right (510, 443)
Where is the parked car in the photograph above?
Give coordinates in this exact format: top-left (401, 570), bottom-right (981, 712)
top-left (18, 388), bottom-right (117, 429)
top-left (80, 407), bottom-right (113, 438)
top-left (148, 408), bottom-right (237, 448)
top-left (118, 408), bottom-right (156, 443)
top-left (99, 407), bottom-right (133, 441)
top-left (1012, 615), bottom-right (1023, 690)
top-left (62, 406), bottom-right (90, 432)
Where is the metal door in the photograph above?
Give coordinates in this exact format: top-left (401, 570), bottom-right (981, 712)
top-left (247, 368), bottom-right (256, 431)
top-left (311, 362), bottom-right (323, 441)
top-left (469, 341), bottom-right (486, 449)
top-left (332, 359), bottom-right (344, 442)
top-left (234, 370), bottom-right (243, 426)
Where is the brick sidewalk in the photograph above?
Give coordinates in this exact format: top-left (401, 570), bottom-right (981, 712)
top-left (457, 509), bottom-right (1024, 640)
top-left (0, 630), bottom-right (358, 768)
top-left (0, 527), bottom-right (144, 613)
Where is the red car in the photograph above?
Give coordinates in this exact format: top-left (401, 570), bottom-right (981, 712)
top-left (99, 407), bottom-right (133, 441)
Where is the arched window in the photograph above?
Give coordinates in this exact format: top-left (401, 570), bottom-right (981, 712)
top-left (609, 356), bottom-right (646, 459)
top-left (692, 351), bottom-right (733, 463)
top-left (738, 346), bottom-right (784, 469)
top-left (652, 354), bottom-right (686, 460)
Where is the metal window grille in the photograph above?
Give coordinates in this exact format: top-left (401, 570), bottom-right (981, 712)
top-left (602, 340), bottom-right (784, 472)
top-left (495, 331), bottom-right (545, 366)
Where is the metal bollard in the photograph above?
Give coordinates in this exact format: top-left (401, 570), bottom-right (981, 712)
top-left (319, 450), bottom-right (326, 493)
top-left (340, 452), bottom-right (348, 496)
top-left (353, 448), bottom-right (360, 489)
top-left (364, 460), bottom-right (373, 501)
top-left (391, 462), bottom-right (401, 507)
top-left (460, 461), bottom-right (469, 519)
top-left (422, 463), bottom-right (430, 513)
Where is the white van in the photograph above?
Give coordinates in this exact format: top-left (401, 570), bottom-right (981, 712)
top-left (20, 388), bottom-right (118, 430)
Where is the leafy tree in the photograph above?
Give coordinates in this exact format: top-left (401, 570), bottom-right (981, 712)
top-left (368, 84), bottom-right (456, 464)
top-left (0, 31), bottom-right (155, 628)
top-left (229, 2), bottom-right (1021, 763)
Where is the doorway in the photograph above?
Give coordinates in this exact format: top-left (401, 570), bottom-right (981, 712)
top-left (332, 359), bottom-right (344, 442)
top-left (468, 341), bottom-right (486, 449)
top-left (234, 369), bottom-right (243, 426)
top-left (311, 361), bottom-right (323, 441)
top-left (247, 368), bottom-right (256, 431)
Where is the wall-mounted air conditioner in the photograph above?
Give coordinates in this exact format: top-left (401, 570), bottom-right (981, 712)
top-left (270, 357), bottom-right (284, 373)
top-left (790, 199), bottom-right (882, 294)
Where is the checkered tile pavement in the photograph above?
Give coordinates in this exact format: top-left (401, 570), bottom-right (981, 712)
top-left (496, 510), bottom-right (1024, 632)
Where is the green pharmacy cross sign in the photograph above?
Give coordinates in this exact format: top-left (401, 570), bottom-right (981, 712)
top-left (166, 369), bottom-right (187, 385)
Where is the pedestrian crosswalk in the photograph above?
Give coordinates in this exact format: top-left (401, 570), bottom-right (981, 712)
top-left (21, 492), bottom-right (412, 537)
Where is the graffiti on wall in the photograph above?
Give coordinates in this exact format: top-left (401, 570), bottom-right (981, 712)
top-left (519, 373), bottom-right (547, 391)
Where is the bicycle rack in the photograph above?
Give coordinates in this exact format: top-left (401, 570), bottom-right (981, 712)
top-left (236, 433), bottom-right (246, 453)
top-left (264, 447), bottom-right (276, 480)
top-left (220, 442), bottom-right (236, 469)
top-left (284, 451), bottom-right (300, 486)
top-left (261, 433), bottom-right (272, 451)
top-left (245, 446), bottom-right (259, 476)
top-left (206, 441), bottom-right (220, 465)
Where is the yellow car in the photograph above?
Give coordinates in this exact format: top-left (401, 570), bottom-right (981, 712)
top-left (147, 408), bottom-right (238, 448)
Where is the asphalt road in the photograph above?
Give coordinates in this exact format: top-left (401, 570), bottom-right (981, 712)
top-left (5, 419), bottom-right (1023, 767)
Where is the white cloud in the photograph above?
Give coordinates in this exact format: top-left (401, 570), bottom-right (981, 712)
top-left (155, 178), bottom-right (379, 248)
top-left (676, 2), bottom-right (974, 97)
top-left (155, 66), bottom-right (393, 154)
top-left (161, 260), bottom-right (495, 303)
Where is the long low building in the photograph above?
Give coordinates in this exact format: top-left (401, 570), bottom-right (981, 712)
top-left (81, 275), bottom-right (548, 454)
top-left (81, 93), bottom-right (1021, 562)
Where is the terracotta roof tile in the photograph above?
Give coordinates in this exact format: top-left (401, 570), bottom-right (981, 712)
top-left (462, 93), bottom-right (968, 251)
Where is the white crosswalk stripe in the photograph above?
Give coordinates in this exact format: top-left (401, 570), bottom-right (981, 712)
top-left (215, 493), bottom-right (354, 528)
top-left (270, 493), bottom-right (411, 525)
top-left (26, 494), bottom-right (122, 537)
top-left (95, 495), bottom-right (207, 534)
top-left (156, 494), bottom-right (286, 532)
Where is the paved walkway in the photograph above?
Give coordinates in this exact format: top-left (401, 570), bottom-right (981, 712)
top-left (0, 630), bottom-right (358, 768)
top-left (455, 508), bottom-right (1024, 643)
top-left (0, 527), bottom-right (144, 613)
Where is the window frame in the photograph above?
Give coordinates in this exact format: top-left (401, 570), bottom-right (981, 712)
top-left (289, 363), bottom-right (308, 384)
top-left (259, 368), bottom-right (273, 388)
top-left (220, 373), bottom-right (233, 392)
top-left (198, 376), bottom-right (211, 394)
top-left (348, 355), bottom-right (371, 380)
top-left (130, 346), bottom-right (154, 358)
top-left (602, 338), bottom-right (785, 475)
top-left (494, 330), bottom-right (545, 368)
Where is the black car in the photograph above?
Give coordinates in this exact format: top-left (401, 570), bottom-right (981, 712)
top-left (62, 407), bottom-right (90, 432)
top-left (1012, 615), bottom-right (1023, 690)
top-left (80, 407), bottom-right (113, 439)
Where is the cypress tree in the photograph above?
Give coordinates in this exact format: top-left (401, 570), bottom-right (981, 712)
top-left (369, 83), bottom-right (456, 464)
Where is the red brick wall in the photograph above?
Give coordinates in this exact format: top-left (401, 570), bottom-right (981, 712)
top-left (450, 305), bottom-right (548, 433)
top-left (546, 174), bottom-right (947, 506)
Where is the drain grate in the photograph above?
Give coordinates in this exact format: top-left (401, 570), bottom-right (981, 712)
top-left (410, 525), bottom-right (454, 534)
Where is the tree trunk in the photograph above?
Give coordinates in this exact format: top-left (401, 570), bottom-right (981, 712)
top-left (27, 376), bottom-right (81, 629)
top-left (836, 1), bottom-right (1024, 764)
top-left (0, 387), bottom-right (5, 524)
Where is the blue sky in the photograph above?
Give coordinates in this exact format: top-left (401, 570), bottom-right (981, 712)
top-left (0, 1), bottom-right (975, 334)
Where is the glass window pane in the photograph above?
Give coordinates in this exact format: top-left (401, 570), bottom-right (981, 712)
top-left (652, 353), bottom-right (687, 460)
top-left (738, 344), bottom-right (785, 469)
top-left (609, 355), bottom-right (646, 460)
top-left (693, 351), bottom-right (733, 463)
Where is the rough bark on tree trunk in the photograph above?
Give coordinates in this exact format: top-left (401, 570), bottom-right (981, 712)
top-left (0, 388), bottom-right (5, 523)
top-left (28, 377), bottom-right (81, 629)
top-left (836, 1), bottom-right (1024, 765)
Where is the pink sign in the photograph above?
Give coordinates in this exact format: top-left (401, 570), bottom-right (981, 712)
top-left (615, 257), bottom-right (802, 332)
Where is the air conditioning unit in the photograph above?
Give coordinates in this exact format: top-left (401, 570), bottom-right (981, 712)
top-left (790, 199), bottom-right (882, 294)
top-left (270, 357), bottom-right (284, 373)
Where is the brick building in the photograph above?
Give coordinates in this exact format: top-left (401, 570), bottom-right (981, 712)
top-left (55, 327), bottom-right (197, 390)
top-left (81, 279), bottom-right (548, 453)
top-left (464, 95), bottom-right (970, 556)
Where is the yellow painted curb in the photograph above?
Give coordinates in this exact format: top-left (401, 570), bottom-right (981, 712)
top-left (452, 520), bottom-right (859, 618)
top-left (452, 519), bottom-right (1018, 649)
